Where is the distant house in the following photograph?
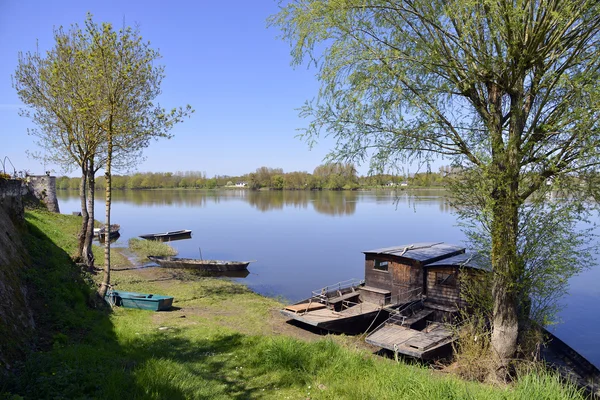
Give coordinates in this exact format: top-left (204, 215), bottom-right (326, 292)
top-left (400, 182), bottom-right (408, 187)
top-left (235, 182), bottom-right (247, 187)
top-left (386, 181), bottom-right (396, 187)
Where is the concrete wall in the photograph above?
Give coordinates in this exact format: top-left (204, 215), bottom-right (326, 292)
top-left (26, 175), bottom-right (60, 213)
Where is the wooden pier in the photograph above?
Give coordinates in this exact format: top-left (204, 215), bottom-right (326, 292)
top-left (366, 322), bottom-right (454, 359)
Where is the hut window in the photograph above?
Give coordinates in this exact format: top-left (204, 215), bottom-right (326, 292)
top-left (435, 272), bottom-right (456, 287)
top-left (374, 260), bottom-right (389, 271)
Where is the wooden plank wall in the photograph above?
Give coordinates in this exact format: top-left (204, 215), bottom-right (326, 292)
top-left (364, 254), bottom-right (423, 302)
top-left (426, 267), bottom-right (466, 308)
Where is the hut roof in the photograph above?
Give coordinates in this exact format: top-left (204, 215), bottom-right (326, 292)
top-left (426, 253), bottom-right (489, 271)
top-left (363, 242), bottom-right (465, 264)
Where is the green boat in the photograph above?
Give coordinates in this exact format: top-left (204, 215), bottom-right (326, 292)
top-left (105, 290), bottom-right (174, 311)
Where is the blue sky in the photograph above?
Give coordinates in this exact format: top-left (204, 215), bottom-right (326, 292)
top-left (0, 0), bottom-right (348, 177)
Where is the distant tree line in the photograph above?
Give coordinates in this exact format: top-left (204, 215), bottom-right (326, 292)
top-left (56, 163), bottom-right (454, 190)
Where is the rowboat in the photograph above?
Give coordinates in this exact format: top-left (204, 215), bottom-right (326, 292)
top-left (148, 256), bottom-right (252, 272)
top-left (95, 224), bottom-right (120, 242)
top-left (541, 327), bottom-right (600, 397)
top-left (139, 229), bottom-right (192, 242)
top-left (184, 269), bottom-right (250, 278)
top-left (104, 290), bottom-right (173, 311)
top-left (281, 279), bottom-right (392, 334)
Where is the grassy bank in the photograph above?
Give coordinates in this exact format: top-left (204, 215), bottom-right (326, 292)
top-left (1, 210), bottom-right (586, 399)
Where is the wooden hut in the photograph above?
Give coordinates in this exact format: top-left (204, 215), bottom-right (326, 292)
top-left (365, 252), bottom-right (488, 359)
top-left (280, 242), bottom-right (465, 334)
top-left (362, 242), bottom-right (465, 306)
top-left (424, 253), bottom-right (488, 319)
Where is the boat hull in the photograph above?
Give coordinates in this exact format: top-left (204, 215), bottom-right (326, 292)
top-left (96, 224), bottom-right (120, 242)
top-left (280, 305), bottom-right (389, 334)
top-left (541, 327), bottom-right (600, 397)
top-left (185, 269), bottom-right (250, 278)
top-left (149, 256), bottom-right (250, 272)
top-left (139, 230), bottom-right (192, 242)
top-left (105, 290), bottom-right (173, 311)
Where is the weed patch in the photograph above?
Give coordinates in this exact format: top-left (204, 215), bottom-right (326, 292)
top-left (128, 238), bottom-right (177, 260)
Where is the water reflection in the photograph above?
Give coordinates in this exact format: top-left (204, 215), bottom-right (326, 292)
top-left (367, 189), bottom-right (455, 214)
top-left (247, 190), bottom-right (358, 215)
top-left (58, 189), bottom-right (248, 207)
top-left (57, 188), bottom-right (455, 216)
top-left (313, 191), bottom-right (358, 216)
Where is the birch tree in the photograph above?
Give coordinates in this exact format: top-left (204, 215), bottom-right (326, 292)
top-left (82, 16), bottom-right (193, 298)
top-left (15, 15), bottom-right (192, 295)
top-left (272, 0), bottom-right (600, 375)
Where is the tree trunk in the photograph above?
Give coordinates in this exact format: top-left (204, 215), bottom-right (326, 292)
top-left (485, 81), bottom-right (525, 379)
top-left (83, 161), bottom-right (96, 268)
top-left (98, 136), bottom-right (112, 299)
top-left (77, 165), bottom-right (88, 261)
top-left (489, 163), bottom-right (521, 378)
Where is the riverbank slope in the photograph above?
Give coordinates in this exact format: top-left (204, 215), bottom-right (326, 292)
top-left (1, 210), bottom-right (586, 399)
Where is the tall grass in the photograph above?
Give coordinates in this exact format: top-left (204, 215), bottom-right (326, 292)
top-left (249, 336), bottom-right (586, 400)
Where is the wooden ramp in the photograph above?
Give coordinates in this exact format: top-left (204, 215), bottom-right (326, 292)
top-left (366, 323), bottom-right (454, 359)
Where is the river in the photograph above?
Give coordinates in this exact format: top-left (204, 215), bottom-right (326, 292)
top-left (56, 188), bottom-right (600, 368)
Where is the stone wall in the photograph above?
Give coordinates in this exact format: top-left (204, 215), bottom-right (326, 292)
top-left (0, 182), bottom-right (35, 373)
top-left (0, 179), bottom-right (27, 221)
top-left (26, 175), bottom-right (60, 213)
top-left (0, 175), bottom-right (61, 216)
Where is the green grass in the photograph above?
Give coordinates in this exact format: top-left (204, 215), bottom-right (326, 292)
top-left (1, 210), bottom-right (587, 399)
top-left (128, 237), bottom-right (177, 260)
top-left (20, 211), bottom-right (97, 334)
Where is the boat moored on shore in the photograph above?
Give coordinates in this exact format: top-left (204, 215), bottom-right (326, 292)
top-left (148, 256), bottom-right (252, 272)
top-left (281, 242), bottom-right (466, 335)
top-left (139, 229), bottom-right (192, 242)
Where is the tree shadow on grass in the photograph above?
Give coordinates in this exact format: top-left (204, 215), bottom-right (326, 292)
top-left (1, 217), bottom-right (264, 399)
top-left (122, 332), bottom-right (260, 399)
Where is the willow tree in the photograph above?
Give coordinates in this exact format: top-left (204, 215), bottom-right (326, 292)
top-left (81, 16), bottom-right (193, 298)
top-left (272, 0), bottom-right (600, 372)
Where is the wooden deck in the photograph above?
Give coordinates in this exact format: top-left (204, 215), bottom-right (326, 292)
top-left (328, 291), bottom-right (360, 305)
top-left (402, 309), bottom-right (433, 327)
top-left (284, 302), bottom-right (327, 313)
top-left (366, 323), bottom-right (454, 359)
